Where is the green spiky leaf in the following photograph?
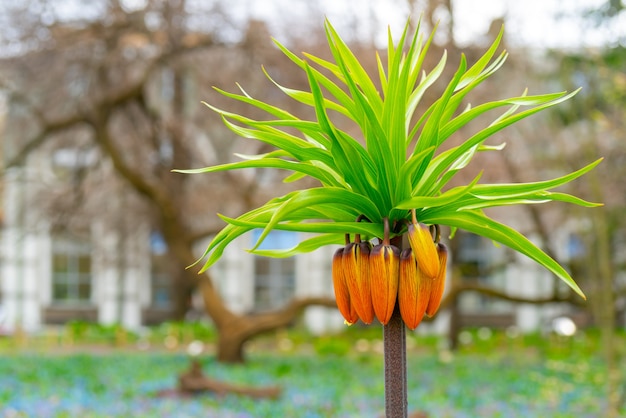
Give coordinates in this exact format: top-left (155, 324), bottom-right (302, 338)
top-left (178, 18), bottom-right (601, 298)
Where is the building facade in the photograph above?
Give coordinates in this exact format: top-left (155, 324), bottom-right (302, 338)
top-left (0, 161), bottom-right (583, 335)
top-left (0, 166), bottom-right (345, 333)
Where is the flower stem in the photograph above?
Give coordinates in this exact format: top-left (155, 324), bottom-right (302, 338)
top-left (383, 306), bottom-right (407, 417)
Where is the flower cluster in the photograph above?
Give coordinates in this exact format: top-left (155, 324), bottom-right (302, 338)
top-left (332, 211), bottom-right (447, 329)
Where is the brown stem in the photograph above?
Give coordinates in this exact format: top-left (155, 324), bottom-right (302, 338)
top-left (382, 217), bottom-right (391, 246)
top-left (384, 234), bottom-right (407, 417)
top-left (384, 307), bottom-right (407, 417)
top-left (410, 208), bottom-right (418, 225)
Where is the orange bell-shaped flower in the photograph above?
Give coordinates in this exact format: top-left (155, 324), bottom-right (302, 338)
top-left (332, 246), bottom-right (358, 325)
top-left (369, 218), bottom-right (399, 325)
top-left (398, 248), bottom-right (431, 330)
top-left (343, 236), bottom-right (374, 324)
top-left (425, 242), bottom-right (448, 317)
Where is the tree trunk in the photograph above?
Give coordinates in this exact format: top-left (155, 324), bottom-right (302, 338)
top-left (587, 169), bottom-right (620, 417)
top-left (216, 327), bottom-right (249, 363)
top-left (595, 208), bottom-right (620, 418)
top-left (447, 289), bottom-right (461, 351)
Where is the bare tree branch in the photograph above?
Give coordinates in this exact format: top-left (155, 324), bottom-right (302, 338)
top-left (439, 281), bottom-right (585, 313)
top-left (243, 296), bottom-right (338, 335)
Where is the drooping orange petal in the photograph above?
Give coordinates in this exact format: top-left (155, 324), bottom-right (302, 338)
top-left (369, 244), bottom-right (399, 325)
top-left (426, 243), bottom-right (448, 317)
top-left (407, 222), bottom-right (440, 279)
top-left (343, 242), bottom-right (374, 324)
top-left (332, 247), bottom-right (358, 325)
top-left (357, 241), bottom-right (374, 324)
top-left (398, 248), bottom-right (431, 330)
top-left (342, 243), bottom-right (360, 318)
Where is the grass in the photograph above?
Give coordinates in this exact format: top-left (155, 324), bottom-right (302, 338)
top-left (0, 326), bottom-right (620, 417)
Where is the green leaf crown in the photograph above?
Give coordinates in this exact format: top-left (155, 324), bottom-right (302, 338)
top-left (178, 19), bottom-right (601, 298)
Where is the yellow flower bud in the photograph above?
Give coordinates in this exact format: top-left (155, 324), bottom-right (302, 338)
top-left (407, 221), bottom-right (440, 279)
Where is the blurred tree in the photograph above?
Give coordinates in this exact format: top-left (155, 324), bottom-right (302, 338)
top-left (496, 3), bottom-right (626, 413)
top-left (0, 0), bottom-right (342, 363)
top-left (551, 45), bottom-right (626, 418)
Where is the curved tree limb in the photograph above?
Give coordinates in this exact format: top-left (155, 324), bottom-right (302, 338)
top-left (438, 281), bottom-right (585, 313)
top-left (242, 296), bottom-right (338, 335)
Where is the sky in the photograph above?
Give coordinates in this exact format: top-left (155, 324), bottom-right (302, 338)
top-left (453, 0), bottom-right (624, 48)
top-left (236, 0), bottom-right (624, 49)
top-left (3, 0), bottom-right (623, 52)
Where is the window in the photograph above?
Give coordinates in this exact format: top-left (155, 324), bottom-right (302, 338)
top-left (150, 231), bottom-right (172, 309)
top-left (51, 235), bottom-right (92, 306)
top-left (457, 232), bottom-right (493, 279)
top-left (252, 230), bottom-right (297, 312)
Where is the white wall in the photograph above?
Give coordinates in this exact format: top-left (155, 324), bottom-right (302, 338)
top-left (93, 221), bottom-right (150, 330)
top-left (1, 169), bottom-right (44, 332)
top-left (214, 235), bottom-right (256, 314)
top-left (297, 243), bottom-right (345, 335)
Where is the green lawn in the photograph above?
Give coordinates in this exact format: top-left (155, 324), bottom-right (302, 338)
top-left (0, 326), bottom-right (620, 417)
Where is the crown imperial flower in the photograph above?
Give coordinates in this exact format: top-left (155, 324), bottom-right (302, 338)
top-left (179, 18), bottom-right (601, 330)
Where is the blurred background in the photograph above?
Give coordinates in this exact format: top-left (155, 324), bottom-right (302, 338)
top-left (0, 0), bottom-right (625, 416)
